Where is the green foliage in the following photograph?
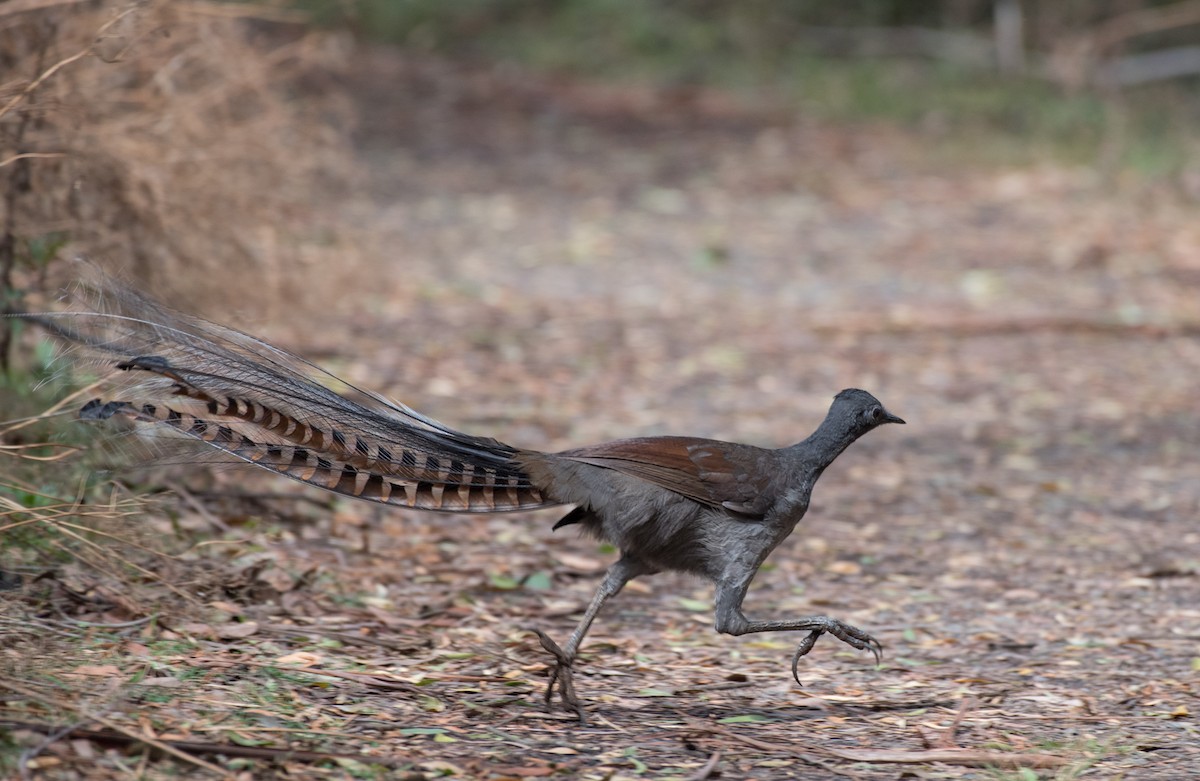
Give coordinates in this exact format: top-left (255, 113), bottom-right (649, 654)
top-left (0, 331), bottom-right (140, 573)
top-left (297, 0), bottom-right (946, 85)
top-left (0, 727), bottom-right (17, 776)
top-left (0, 332), bottom-right (99, 463)
top-left (294, 0), bottom-right (1199, 174)
top-left (298, 0), bottom-right (954, 57)
top-left (23, 231), bottom-right (70, 271)
top-left (0, 230), bottom-right (71, 355)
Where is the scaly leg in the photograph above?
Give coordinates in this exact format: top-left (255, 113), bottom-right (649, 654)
top-left (713, 571), bottom-right (882, 685)
top-left (530, 555), bottom-right (646, 719)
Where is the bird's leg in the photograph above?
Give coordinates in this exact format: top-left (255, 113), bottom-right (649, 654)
top-left (529, 556), bottom-right (643, 720)
top-left (713, 575), bottom-right (882, 685)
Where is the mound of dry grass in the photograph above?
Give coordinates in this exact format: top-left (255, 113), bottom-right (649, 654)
top-left (0, 0), bottom-right (364, 320)
top-left (0, 8), bottom-right (378, 772)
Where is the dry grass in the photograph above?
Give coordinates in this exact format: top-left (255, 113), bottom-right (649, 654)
top-left (0, 0), bottom-right (364, 319)
top-left (0, 7), bottom-right (381, 775)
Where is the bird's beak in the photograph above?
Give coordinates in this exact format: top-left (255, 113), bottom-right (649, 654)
top-left (884, 411), bottom-right (906, 425)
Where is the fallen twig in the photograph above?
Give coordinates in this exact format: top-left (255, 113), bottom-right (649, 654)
top-left (683, 751), bottom-right (721, 781)
top-left (688, 719), bottom-right (1066, 771)
top-left (0, 680), bottom-right (228, 776)
top-left (685, 721), bottom-right (861, 779)
top-left (0, 152), bottom-right (66, 168)
top-left (921, 695), bottom-right (973, 749)
top-left (826, 747), bottom-right (1067, 768)
top-left (0, 719), bottom-right (414, 769)
top-left (199, 657), bottom-right (423, 693)
top-left (257, 622), bottom-right (423, 651)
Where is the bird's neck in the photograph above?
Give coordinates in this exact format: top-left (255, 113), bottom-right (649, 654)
top-left (785, 413), bottom-right (864, 479)
top-left (770, 420), bottom-right (863, 524)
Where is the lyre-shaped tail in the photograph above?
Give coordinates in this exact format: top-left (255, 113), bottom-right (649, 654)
top-left (32, 282), bottom-right (559, 514)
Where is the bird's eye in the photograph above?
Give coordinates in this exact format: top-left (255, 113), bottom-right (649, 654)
top-left (870, 407), bottom-right (883, 421)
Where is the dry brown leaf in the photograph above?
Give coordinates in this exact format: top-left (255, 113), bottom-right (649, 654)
top-left (489, 767), bottom-right (556, 778)
top-left (175, 623), bottom-right (216, 639)
top-left (275, 651), bottom-right (323, 667)
top-left (67, 664), bottom-right (122, 678)
top-left (215, 621), bottom-right (260, 639)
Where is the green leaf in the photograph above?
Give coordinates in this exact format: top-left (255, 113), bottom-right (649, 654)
top-left (523, 570), bottom-right (553, 591)
top-left (678, 597), bottom-right (709, 612)
top-left (718, 714), bottom-right (773, 724)
top-left (692, 242), bottom-right (730, 270)
top-left (399, 727), bottom-right (446, 736)
top-left (227, 733), bottom-right (271, 747)
top-left (622, 748), bottom-right (648, 773)
top-left (638, 688), bottom-right (674, 697)
top-left (432, 733), bottom-right (458, 743)
top-left (24, 231), bottom-right (69, 268)
top-left (488, 573), bottom-right (519, 590)
top-left (418, 695), bottom-right (445, 712)
top-left (1017, 768), bottom-right (1039, 781)
top-left (334, 757), bottom-right (375, 777)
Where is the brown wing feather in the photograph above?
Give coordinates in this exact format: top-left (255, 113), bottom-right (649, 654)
top-left (558, 436), bottom-right (775, 517)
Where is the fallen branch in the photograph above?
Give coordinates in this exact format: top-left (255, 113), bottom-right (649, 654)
top-left (689, 720), bottom-right (1066, 770)
top-left (827, 747), bottom-right (1066, 769)
top-left (0, 680), bottom-right (227, 776)
top-left (0, 719), bottom-right (414, 770)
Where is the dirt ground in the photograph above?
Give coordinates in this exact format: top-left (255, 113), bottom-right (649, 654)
top-left (5, 48), bottom-right (1200, 779)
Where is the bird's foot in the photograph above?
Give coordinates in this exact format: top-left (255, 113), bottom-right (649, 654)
top-left (530, 628), bottom-right (585, 722)
top-left (790, 616), bottom-right (883, 685)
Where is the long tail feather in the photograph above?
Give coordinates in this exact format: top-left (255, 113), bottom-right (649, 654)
top-left (17, 277), bottom-right (559, 514)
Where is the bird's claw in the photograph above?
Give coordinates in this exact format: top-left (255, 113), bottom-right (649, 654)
top-left (790, 618), bottom-right (883, 685)
top-left (530, 628), bottom-right (585, 722)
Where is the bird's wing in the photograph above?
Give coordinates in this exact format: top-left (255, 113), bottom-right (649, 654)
top-left (557, 436), bottom-right (775, 518)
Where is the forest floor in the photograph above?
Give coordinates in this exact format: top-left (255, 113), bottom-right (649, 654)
top-left (4, 47), bottom-right (1200, 780)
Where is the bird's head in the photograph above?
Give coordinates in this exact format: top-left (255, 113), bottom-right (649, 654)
top-left (830, 388), bottom-right (906, 433)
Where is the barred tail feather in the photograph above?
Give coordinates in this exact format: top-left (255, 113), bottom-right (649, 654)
top-left (82, 394), bottom-right (551, 513)
top-left (23, 273), bottom-right (561, 514)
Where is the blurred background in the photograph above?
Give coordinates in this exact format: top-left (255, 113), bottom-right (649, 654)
top-left (3, 0), bottom-right (1199, 438)
top-left (2, 2), bottom-right (1199, 777)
